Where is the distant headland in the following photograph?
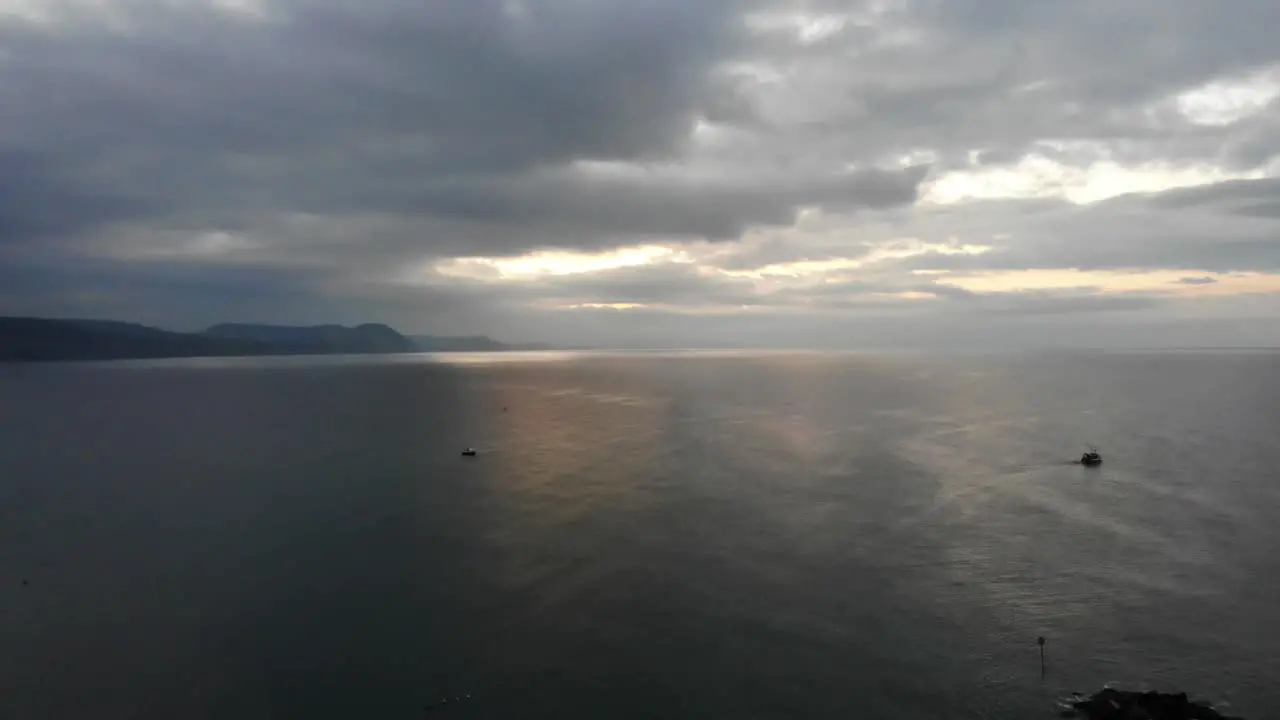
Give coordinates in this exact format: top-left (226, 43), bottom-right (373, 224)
top-left (0, 317), bottom-right (550, 362)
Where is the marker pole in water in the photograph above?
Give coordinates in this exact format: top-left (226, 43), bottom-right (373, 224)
top-left (1038, 636), bottom-right (1046, 677)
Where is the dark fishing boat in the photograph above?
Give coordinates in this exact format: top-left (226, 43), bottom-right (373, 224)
top-left (1080, 445), bottom-right (1102, 466)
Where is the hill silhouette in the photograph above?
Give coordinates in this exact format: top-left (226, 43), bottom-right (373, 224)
top-left (0, 317), bottom-right (524, 362)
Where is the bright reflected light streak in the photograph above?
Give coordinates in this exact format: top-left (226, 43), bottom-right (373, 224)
top-left (437, 245), bottom-right (694, 280)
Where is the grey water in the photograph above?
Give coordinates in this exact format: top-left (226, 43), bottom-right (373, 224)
top-left (2, 351), bottom-right (1278, 719)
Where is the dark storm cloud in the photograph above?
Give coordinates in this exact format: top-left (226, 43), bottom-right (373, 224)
top-left (268, 163), bottom-right (926, 259)
top-left (0, 0), bottom-right (926, 265)
top-left (0, 1), bottom-right (729, 237)
top-left (0, 0), bottom-right (736, 167)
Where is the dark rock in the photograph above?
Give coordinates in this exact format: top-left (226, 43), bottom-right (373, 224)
top-left (1071, 689), bottom-right (1243, 720)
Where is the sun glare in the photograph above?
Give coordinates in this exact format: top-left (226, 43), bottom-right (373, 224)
top-left (1175, 68), bottom-right (1280, 126)
top-left (435, 245), bottom-right (693, 281)
top-left (939, 269), bottom-right (1280, 296)
top-left (560, 302), bottom-right (647, 310)
top-left (924, 154), bottom-right (1267, 205)
top-left (721, 240), bottom-right (991, 279)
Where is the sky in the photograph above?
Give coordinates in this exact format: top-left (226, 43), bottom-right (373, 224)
top-left (2, 0), bottom-right (1280, 349)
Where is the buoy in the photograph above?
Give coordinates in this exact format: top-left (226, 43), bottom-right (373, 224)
top-left (1038, 636), bottom-right (1046, 677)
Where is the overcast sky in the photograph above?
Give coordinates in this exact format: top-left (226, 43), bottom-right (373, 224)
top-left (2, 0), bottom-right (1279, 348)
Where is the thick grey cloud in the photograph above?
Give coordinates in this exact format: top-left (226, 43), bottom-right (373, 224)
top-left (738, 0), bottom-right (1280, 170)
top-left (865, 179), bottom-right (1280, 275)
top-left (0, 150), bottom-right (155, 245)
top-left (0, 0), bottom-right (926, 265)
top-left (1, 1), bottom-right (734, 164)
top-left (413, 259), bottom-right (1164, 327)
top-left (1, 0), bottom-right (1278, 346)
top-left (348, 163), bottom-right (926, 251)
top-left (1149, 178), bottom-right (1280, 209)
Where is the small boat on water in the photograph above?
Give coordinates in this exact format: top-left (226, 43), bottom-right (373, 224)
top-left (1080, 445), bottom-right (1102, 466)
top-left (461, 447), bottom-right (477, 457)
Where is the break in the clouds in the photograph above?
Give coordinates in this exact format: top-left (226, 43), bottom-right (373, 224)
top-left (2, 0), bottom-right (1279, 347)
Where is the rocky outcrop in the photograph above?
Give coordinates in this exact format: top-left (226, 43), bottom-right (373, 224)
top-left (1066, 689), bottom-right (1242, 720)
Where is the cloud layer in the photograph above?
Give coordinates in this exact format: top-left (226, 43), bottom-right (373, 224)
top-left (2, 0), bottom-right (1279, 345)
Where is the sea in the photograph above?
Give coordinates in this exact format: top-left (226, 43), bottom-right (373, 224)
top-left (2, 350), bottom-right (1278, 719)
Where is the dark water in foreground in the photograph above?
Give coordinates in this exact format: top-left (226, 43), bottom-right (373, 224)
top-left (2, 351), bottom-right (1279, 719)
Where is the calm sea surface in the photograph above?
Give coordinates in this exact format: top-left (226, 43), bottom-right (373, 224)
top-left (2, 351), bottom-right (1279, 719)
